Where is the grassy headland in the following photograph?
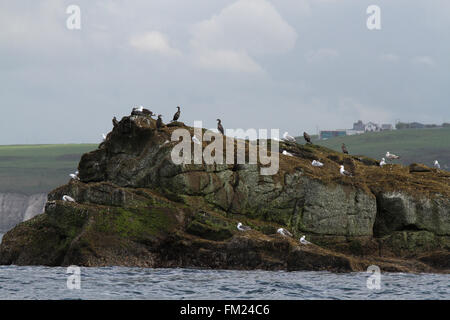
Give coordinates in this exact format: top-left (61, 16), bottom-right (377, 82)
top-left (307, 127), bottom-right (450, 169)
top-left (0, 144), bottom-right (97, 194)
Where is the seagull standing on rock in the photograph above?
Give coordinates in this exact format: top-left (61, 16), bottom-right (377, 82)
top-left (237, 222), bottom-right (251, 231)
top-left (277, 228), bottom-right (293, 237)
top-left (312, 160), bottom-right (323, 167)
top-left (282, 132), bottom-right (296, 142)
top-left (62, 195), bottom-right (76, 202)
top-left (69, 173), bottom-right (79, 180)
top-left (434, 160), bottom-right (440, 169)
top-left (300, 235), bottom-right (311, 245)
top-left (131, 106), bottom-right (144, 116)
top-left (282, 150), bottom-right (293, 157)
top-left (340, 165), bottom-right (352, 176)
top-left (380, 158), bottom-right (386, 167)
top-left (386, 151), bottom-right (400, 160)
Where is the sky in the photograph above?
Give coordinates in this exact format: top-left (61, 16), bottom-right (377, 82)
top-left (0, 0), bottom-right (449, 144)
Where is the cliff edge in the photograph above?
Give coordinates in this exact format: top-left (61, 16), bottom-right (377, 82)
top-left (1, 113), bottom-right (449, 272)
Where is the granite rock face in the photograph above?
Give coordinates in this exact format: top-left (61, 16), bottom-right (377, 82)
top-left (1, 114), bottom-right (449, 273)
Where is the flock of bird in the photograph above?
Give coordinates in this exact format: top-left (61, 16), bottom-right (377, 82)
top-left (105, 105), bottom-right (442, 173)
top-left (280, 135), bottom-right (356, 177)
top-left (63, 105), bottom-right (443, 249)
top-left (282, 135), bottom-right (442, 175)
top-left (236, 222), bottom-right (312, 245)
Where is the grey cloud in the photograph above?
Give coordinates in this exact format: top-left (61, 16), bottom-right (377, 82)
top-left (0, 0), bottom-right (449, 144)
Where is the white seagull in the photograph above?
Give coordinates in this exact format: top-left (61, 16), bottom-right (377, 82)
top-left (386, 151), bottom-right (400, 160)
top-left (277, 228), bottom-right (293, 237)
top-left (131, 106), bottom-right (144, 114)
top-left (282, 150), bottom-right (293, 157)
top-left (62, 195), bottom-right (76, 202)
top-left (300, 235), bottom-right (311, 245)
top-left (339, 165), bottom-right (352, 176)
top-left (282, 132), bottom-right (296, 142)
top-left (434, 160), bottom-right (440, 169)
top-left (380, 158), bottom-right (386, 167)
top-left (192, 136), bottom-right (201, 145)
top-left (69, 173), bottom-right (79, 180)
top-left (237, 222), bottom-right (251, 231)
top-left (102, 133), bottom-right (107, 141)
top-left (312, 160), bottom-right (324, 167)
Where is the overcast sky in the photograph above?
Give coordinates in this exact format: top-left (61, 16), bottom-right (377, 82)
top-left (1, 0), bottom-right (449, 144)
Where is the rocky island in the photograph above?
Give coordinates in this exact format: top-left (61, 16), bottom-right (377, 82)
top-left (1, 113), bottom-right (449, 273)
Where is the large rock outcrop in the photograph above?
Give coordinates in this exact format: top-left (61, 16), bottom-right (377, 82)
top-left (0, 114), bottom-right (449, 273)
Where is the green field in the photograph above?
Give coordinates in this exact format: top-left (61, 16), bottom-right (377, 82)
top-left (0, 144), bottom-right (97, 194)
top-left (307, 127), bottom-right (450, 169)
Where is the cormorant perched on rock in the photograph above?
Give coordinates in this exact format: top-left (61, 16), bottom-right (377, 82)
top-left (142, 108), bottom-right (154, 117)
top-left (217, 119), bottom-right (224, 135)
top-left (303, 132), bottom-right (312, 144)
top-left (172, 106), bottom-right (181, 122)
top-left (341, 143), bottom-right (349, 154)
top-left (112, 117), bottom-right (119, 127)
top-left (156, 115), bottom-right (163, 130)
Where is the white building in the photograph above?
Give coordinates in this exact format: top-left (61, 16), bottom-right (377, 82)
top-left (364, 122), bottom-right (381, 132)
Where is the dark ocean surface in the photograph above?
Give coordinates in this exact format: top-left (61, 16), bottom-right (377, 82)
top-left (0, 266), bottom-right (448, 300)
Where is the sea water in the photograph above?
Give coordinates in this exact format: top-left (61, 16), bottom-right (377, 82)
top-left (0, 266), bottom-right (448, 300)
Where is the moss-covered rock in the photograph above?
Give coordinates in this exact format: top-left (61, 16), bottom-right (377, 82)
top-left (1, 113), bottom-right (449, 272)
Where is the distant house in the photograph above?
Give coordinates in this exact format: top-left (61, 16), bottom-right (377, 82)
top-left (353, 120), bottom-right (365, 131)
top-left (320, 130), bottom-right (347, 140)
top-left (381, 124), bottom-right (393, 131)
top-left (364, 122), bottom-right (381, 132)
top-left (320, 120), bottom-right (391, 140)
